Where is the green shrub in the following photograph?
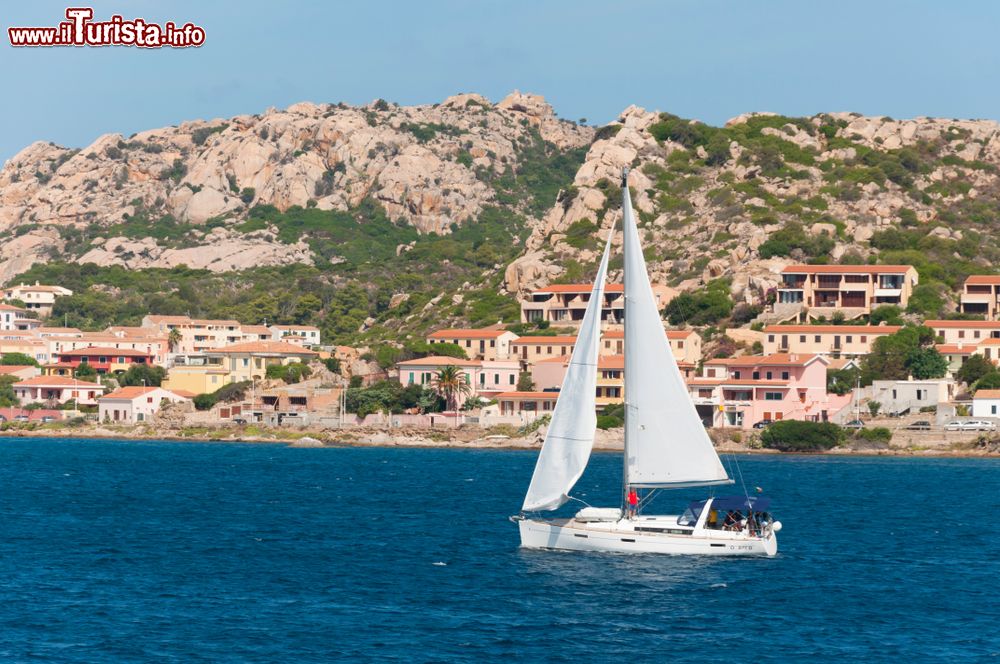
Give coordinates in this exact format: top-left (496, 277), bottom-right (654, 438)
top-left (760, 420), bottom-right (845, 452)
top-left (855, 427), bottom-right (892, 443)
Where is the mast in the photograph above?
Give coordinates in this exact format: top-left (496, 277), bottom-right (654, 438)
top-left (620, 167), bottom-right (631, 511)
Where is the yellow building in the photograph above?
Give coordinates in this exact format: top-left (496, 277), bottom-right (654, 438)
top-left (204, 341), bottom-right (319, 382)
top-left (162, 364), bottom-right (232, 394)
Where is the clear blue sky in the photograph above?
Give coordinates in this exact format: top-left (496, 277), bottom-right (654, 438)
top-left (2, 1), bottom-right (999, 161)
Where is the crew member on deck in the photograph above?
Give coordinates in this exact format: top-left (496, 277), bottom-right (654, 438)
top-left (627, 488), bottom-right (638, 518)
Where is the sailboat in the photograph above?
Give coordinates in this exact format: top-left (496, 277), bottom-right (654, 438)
top-left (513, 169), bottom-right (781, 556)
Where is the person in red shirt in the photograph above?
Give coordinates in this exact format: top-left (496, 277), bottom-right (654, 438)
top-left (626, 488), bottom-right (639, 518)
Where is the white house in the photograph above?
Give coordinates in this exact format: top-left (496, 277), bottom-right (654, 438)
top-left (269, 325), bottom-right (321, 346)
top-left (98, 386), bottom-right (191, 423)
top-left (972, 389), bottom-right (1000, 418)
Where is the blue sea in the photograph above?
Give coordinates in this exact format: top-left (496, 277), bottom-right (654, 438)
top-left (0, 437), bottom-right (997, 662)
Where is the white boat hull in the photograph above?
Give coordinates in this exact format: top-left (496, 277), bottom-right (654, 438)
top-left (518, 516), bottom-right (778, 557)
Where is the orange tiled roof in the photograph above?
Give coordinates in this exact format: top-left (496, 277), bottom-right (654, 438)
top-left (705, 353), bottom-right (821, 367)
top-left (780, 264), bottom-right (913, 274)
top-left (974, 389), bottom-right (1000, 398)
top-left (58, 346), bottom-right (153, 357)
top-left (396, 355), bottom-right (480, 367)
top-left (935, 344), bottom-right (977, 354)
top-left (0, 365), bottom-right (35, 374)
top-left (496, 391), bottom-right (560, 398)
top-left (965, 275), bottom-right (1000, 285)
top-left (511, 336), bottom-right (577, 344)
top-left (210, 341), bottom-right (318, 355)
top-left (533, 284), bottom-right (625, 293)
top-left (14, 376), bottom-right (99, 388)
top-left (926, 319), bottom-right (1000, 329)
top-left (602, 329), bottom-right (695, 339)
top-left (101, 386), bottom-right (159, 400)
top-left (764, 325), bottom-right (901, 334)
top-left (428, 328), bottom-right (509, 339)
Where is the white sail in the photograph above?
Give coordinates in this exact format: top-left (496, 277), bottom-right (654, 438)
top-left (521, 225), bottom-right (615, 511)
top-left (621, 173), bottom-right (731, 488)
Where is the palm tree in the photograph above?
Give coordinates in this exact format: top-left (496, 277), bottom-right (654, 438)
top-left (167, 328), bottom-right (183, 353)
top-left (432, 365), bottom-right (472, 411)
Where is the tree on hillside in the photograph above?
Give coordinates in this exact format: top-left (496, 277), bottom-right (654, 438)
top-left (0, 375), bottom-right (19, 407)
top-left (74, 362), bottom-right (97, 382)
top-left (118, 364), bottom-right (167, 387)
top-left (663, 278), bottom-right (733, 326)
top-left (956, 354), bottom-right (994, 386)
top-left (517, 372), bottom-right (535, 391)
top-left (432, 365), bottom-right (472, 411)
top-left (906, 347), bottom-right (948, 380)
top-left (860, 326), bottom-right (944, 384)
top-left (973, 371), bottom-right (1000, 393)
top-left (0, 352), bottom-right (39, 367)
top-left (869, 305), bottom-right (904, 326)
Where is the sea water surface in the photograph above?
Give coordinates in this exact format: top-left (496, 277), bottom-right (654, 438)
top-left (0, 437), bottom-right (997, 662)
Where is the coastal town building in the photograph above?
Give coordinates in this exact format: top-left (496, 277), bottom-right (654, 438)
top-left (203, 341), bottom-right (319, 383)
top-left (495, 391), bottom-right (558, 418)
top-left (688, 354), bottom-right (850, 429)
top-left (45, 334), bottom-right (169, 365)
top-left (0, 336), bottom-right (48, 364)
top-left (395, 356), bottom-right (520, 405)
top-left (1, 283), bottom-right (73, 317)
top-left (868, 379), bottom-right (954, 416)
top-left (55, 347), bottom-right (155, 374)
top-left (0, 304), bottom-right (40, 332)
top-left (426, 328), bottom-right (518, 361)
top-left (0, 365), bottom-right (40, 381)
top-left (140, 315), bottom-right (244, 354)
top-left (269, 325), bottom-right (321, 346)
top-left (777, 265), bottom-right (918, 320)
top-left (762, 325), bottom-right (902, 357)
top-left (519, 283), bottom-right (676, 326)
top-left (958, 276), bottom-right (1000, 319)
top-left (98, 386), bottom-right (191, 423)
top-left (161, 362), bottom-right (232, 394)
top-left (927, 320), bottom-right (1000, 344)
top-left (599, 329), bottom-right (701, 364)
top-left (13, 376), bottom-right (103, 406)
top-left (973, 338), bottom-right (1000, 365)
top-left (510, 336), bottom-right (577, 365)
top-left (971, 389), bottom-right (1000, 418)
top-left (936, 344), bottom-right (976, 374)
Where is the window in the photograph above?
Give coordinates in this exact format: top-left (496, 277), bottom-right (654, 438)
top-left (490, 340), bottom-right (496, 348)
top-left (147, 397), bottom-right (153, 403)
top-left (479, 373), bottom-right (485, 385)
top-left (959, 331), bottom-right (965, 339)
top-left (765, 372), bottom-right (772, 380)
top-left (892, 389), bottom-right (897, 399)
top-left (916, 389), bottom-right (924, 400)
top-left (781, 371), bottom-right (789, 380)
top-left (764, 392), bottom-right (783, 401)
top-left (861, 336), bottom-right (867, 343)
top-left (494, 374), bottom-right (499, 385)
top-left (677, 341), bottom-right (684, 349)
top-left (535, 346), bottom-right (541, 354)
top-left (509, 374), bottom-right (515, 385)
top-left (814, 335), bottom-right (821, 343)
top-left (707, 368), bottom-right (716, 378)
top-left (975, 331), bottom-right (981, 339)
top-left (733, 371), bottom-right (741, 379)
top-left (993, 405), bottom-right (997, 415)
top-left (547, 346), bottom-right (552, 354)
top-left (799, 335), bottom-right (806, 343)
top-left (752, 371), bottom-right (760, 380)
top-left (846, 336), bottom-right (853, 343)
top-left (767, 335), bottom-right (775, 343)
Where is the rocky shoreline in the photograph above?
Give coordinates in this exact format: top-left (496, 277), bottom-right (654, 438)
top-left (2, 423), bottom-right (999, 457)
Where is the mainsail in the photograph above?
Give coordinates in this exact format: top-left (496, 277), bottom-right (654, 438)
top-left (621, 172), bottom-right (731, 488)
top-left (521, 224), bottom-right (615, 511)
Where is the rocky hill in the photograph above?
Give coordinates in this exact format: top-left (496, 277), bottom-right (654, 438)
top-left (0, 91), bottom-right (590, 281)
top-left (3, 92), bottom-right (1000, 344)
top-left (508, 106), bottom-right (1000, 315)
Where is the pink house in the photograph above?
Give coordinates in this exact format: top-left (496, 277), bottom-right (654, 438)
top-left (688, 354), bottom-right (852, 429)
top-left (394, 355), bottom-right (520, 406)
